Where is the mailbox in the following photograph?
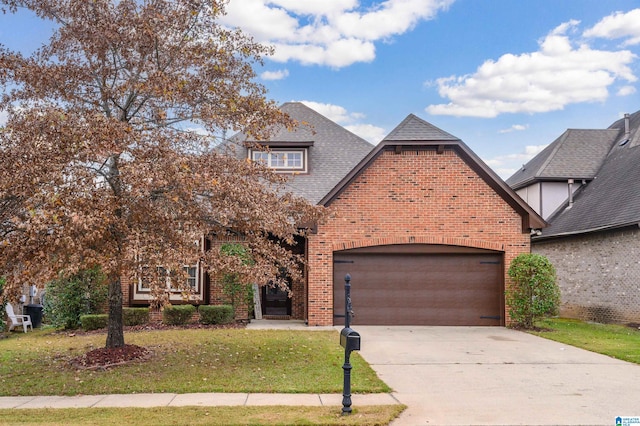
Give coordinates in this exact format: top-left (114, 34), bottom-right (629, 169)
top-left (340, 327), bottom-right (361, 352)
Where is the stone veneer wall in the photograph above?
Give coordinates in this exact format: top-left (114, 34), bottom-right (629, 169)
top-left (306, 148), bottom-right (532, 326)
top-left (533, 226), bottom-right (640, 325)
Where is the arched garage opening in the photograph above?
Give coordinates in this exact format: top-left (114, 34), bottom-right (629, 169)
top-left (333, 244), bottom-right (504, 326)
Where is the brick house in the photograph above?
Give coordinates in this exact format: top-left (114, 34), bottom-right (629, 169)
top-left (507, 109), bottom-right (640, 325)
top-left (308, 113), bottom-right (544, 326)
top-left (124, 102), bottom-right (544, 326)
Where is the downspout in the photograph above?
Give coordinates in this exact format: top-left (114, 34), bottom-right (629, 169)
top-left (567, 179), bottom-right (574, 208)
top-left (539, 183), bottom-right (543, 217)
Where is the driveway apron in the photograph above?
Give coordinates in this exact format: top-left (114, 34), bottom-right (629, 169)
top-left (355, 326), bottom-right (639, 426)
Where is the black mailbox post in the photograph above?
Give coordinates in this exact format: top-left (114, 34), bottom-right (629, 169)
top-left (340, 273), bottom-right (360, 415)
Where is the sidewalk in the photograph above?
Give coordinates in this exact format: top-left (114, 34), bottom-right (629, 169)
top-left (0, 392), bottom-right (399, 410)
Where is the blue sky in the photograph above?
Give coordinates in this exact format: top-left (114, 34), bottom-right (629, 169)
top-left (2, 0), bottom-right (640, 178)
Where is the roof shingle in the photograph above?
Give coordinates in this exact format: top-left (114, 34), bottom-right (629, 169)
top-left (383, 114), bottom-right (459, 142)
top-left (228, 102), bottom-right (374, 204)
top-left (528, 109), bottom-right (640, 239)
top-left (506, 129), bottom-right (618, 189)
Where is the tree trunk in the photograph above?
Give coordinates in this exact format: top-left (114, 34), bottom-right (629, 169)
top-left (106, 275), bottom-right (125, 348)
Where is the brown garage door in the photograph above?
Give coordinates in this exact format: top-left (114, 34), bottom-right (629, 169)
top-left (333, 246), bottom-right (503, 326)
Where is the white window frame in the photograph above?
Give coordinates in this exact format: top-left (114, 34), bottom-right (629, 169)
top-left (250, 148), bottom-right (307, 172)
top-left (137, 264), bottom-right (199, 293)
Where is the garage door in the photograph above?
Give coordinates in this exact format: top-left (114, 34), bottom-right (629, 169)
top-left (333, 246), bottom-right (503, 326)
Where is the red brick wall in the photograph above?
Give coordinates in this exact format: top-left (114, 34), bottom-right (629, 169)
top-left (120, 234), bottom-right (303, 322)
top-left (290, 275), bottom-right (305, 320)
top-left (121, 276), bottom-right (131, 307)
top-left (307, 148), bottom-right (530, 326)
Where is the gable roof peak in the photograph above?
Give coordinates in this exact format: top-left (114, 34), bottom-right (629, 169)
top-left (383, 114), bottom-right (460, 142)
top-left (505, 128), bottom-right (619, 188)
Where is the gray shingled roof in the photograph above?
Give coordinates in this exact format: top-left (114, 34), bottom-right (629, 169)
top-left (383, 114), bottom-right (459, 141)
top-left (535, 109), bottom-right (640, 239)
top-left (227, 102), bottom-right (374, 204)
top-left (506, 129), bottom-right (618, 189)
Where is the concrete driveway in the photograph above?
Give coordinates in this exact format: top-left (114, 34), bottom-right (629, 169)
top-left (355, 326), bottom-right (639, 426)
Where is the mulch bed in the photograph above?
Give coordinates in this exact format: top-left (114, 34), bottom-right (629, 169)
top-left (70, 344), bottom-right (151, 371)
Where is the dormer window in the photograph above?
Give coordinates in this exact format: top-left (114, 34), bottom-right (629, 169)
top-left (250, 148), bottom-right (308, 173)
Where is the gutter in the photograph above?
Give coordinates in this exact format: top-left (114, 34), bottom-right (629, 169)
top-left (533, 221), bottom-right (640, 241)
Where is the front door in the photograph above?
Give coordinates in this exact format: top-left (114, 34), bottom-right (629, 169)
top-left (262, 285), bottom-right (292, 317)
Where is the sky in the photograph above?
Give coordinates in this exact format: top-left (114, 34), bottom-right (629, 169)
top-left (1, 0), bottom-right (640, 179)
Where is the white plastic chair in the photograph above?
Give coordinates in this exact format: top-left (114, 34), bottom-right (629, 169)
top-left (5, 303), bottom-right (33, 332)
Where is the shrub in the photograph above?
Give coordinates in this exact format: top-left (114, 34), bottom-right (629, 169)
top-left (80, 314), bottom-right (108, 331)
top-left (199, 305), bottom-right (234, 325)
top-left (506, 253), bottom-right (560, 329)
top-left (220, 243), bottom-right (254, 313)
top-left (43, 268), bottom-right (108, 329)
top-left (123, 308), bottom-right (149, 326)
top-left (162, 305), bottom-right (196, 325)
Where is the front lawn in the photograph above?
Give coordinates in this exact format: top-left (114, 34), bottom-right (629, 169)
top-left (532, 318), bottom-right (640, 364)
top-left (0, 328), bottom-right (390, 396)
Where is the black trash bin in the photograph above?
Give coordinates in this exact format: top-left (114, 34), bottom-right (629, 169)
top-left (24, 304), bottom-right (44, 328)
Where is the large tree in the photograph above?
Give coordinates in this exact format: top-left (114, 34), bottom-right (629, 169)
top-left (0, 0), bottom-right (322, 348)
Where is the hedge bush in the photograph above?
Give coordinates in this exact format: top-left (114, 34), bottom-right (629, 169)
top-left (123, 307), bottom-right (149, 326)
top-left (162, 305), bottom-right (196, 325)
top-left (44, 268), bottom-right (108, 329)
top-left (199, 305), bottom-right (234, 325)
top-left (80, 314), bottom-right (108, 331)
top-left (506, 253), bottom-right (560, 329)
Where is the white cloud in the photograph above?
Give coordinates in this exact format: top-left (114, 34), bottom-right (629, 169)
top-left (617, 85), bottom-right (637, 96)
top-left (261, 69), bottom-right (290, 80)
top-left (271, 39), bottom-right (376, 67)
top-left (0, 109), bottom-right (7, 126)
top-left (584, 8), bottom-right (640, 46)
top-left (269, 0), bottom-right (359, 17)
top-left (299, 100), bottom-right (358, 123)
top-left (222, 0), bottom-right (300, 41)
top-left (426, 21), bottom-right (638, 118)
top-left (485, 145), bottom-right (548, 179)
top-left (498, 124), bottom-right (529, 134)
top-left (345, 123), bottom-right (386, 143)
top-left (299, 100), bottom-right (385, 143)
top-left (222, 0), bottom-right (454, 68)
top-left (332, 0), bottom-right (451, 41)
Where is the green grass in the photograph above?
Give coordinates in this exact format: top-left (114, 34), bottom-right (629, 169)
top-left (0, 405), bottom-right (406, 426)
top-left (0, 328), bottom-right (390, 396)
top-left (532, 318), bottom-right (640, 364)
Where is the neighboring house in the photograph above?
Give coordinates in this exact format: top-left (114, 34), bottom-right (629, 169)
top-left (507, 110), bottom-right (640, 325)
top-left (124, 102), bottom-right (545, 326)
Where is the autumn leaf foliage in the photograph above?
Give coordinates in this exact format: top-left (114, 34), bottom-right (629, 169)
top-left (0, 0), bottom-right (323, 347)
